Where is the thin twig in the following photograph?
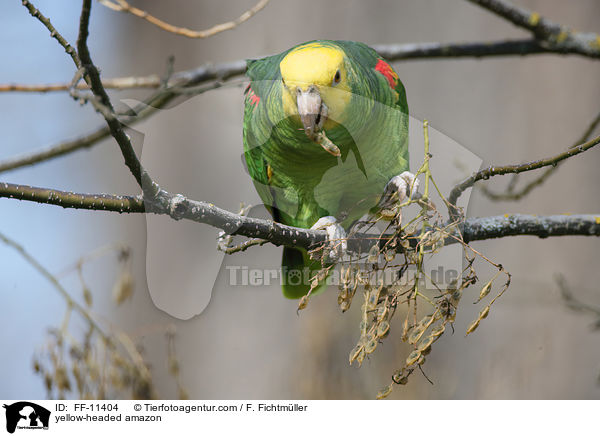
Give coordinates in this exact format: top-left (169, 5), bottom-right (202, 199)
top-left (480, 110), bottom-right (600, 201)
top-left (97, 0), bottom-right (270, 39)
top-left (0, 69), bottom-right (230, 175)
top-left (556, 273), bottom-right (600, 321)
top-left (0, 75), bottom-right (162, 93)
top-left (21, 0), bottom-right (81, 68)
top-left (0, 231), bottom-right (110, 342)
top-left (448, 133), bottom-right (600, 212)
top-left (75, 0), bottom-right (153, 191)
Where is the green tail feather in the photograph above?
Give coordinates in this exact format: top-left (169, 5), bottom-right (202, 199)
top-left (281, 247), bottom-right (331, 299)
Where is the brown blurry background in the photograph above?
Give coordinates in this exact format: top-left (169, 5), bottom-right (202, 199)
top-left (1, 0), bottom-right (599, 399)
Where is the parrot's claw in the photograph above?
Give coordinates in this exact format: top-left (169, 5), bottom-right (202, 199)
top-left (378, 171), bottom-right (419, 211)
top-left (310, 216), bottom-right (347, 262)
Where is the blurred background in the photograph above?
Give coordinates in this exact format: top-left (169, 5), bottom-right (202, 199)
top-left (1, 0), bottom-right (599, 399)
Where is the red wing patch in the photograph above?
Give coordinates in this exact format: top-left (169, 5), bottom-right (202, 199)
top-left (245, 84), bottom-right (260, 108)
top-left (375, 59), bottom-right (399, 89)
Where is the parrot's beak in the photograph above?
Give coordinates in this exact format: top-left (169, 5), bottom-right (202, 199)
top-left (296, 86), bottom-right (327, 139)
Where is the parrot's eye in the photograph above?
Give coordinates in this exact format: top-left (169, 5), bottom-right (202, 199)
top-left (332, 70), bottom-right (341, 86)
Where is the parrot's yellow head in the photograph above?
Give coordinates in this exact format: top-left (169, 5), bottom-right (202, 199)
top-left (280, 43), bottom-right (352, 139)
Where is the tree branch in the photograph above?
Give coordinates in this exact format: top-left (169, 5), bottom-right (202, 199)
top-left (75, 0), bottom-right (152, 191)
top-left (1, 181), bottom-right (598, 253)
top-left (480, 110), bottom-right (600, 202)
top-left (448, 133), bottom-right (600, 210)
top-left (97, 0), bottom-right (270, 39)
top-left (21, 0), bottom-right (81, 68)
top-left (0, 182), bottom-right (144, 213)
top-left (10, 0), bottom-right (600, 258)
top-left (465, 0), bottom-right (600, 58)
top-left (4, 35), bottom-right (599, 95)
top-left (461, 214), bottom-right (600, 243)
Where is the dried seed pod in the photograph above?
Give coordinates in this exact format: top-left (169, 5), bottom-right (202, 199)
top-left (365, 336), bottom-right (378, 354)
top-left (401, 317), bottom-right (411, 342)
top-left (384, 250), bottom-right (396, 262)
top-left (368, 245), bottom-right (379, 264)
top-left (112, 270), bottom-right (134, 305)
top-left (479, 306), bottom-right (490, 319)
top-left (408, 325), bottom-right (426, 344)
top-left (376, 384), bottom-right (394, 400)
top-left (466, 319), bottom-right (480, 335)
top-left (476, 281), bottom-right (493, 303)
top-left (380, 209), bottom-right (397, 220)
top-left (359, 321), bottom-right (368, 333)
top-left (55, 366), bottom-right (71, 392)
top-left (297, 295), bottom-right (309, 311)
top-left (349, 344), bottom-right (364, 365)
top-left (83, 286), bottom-right (93, 307)
top-left (405, 350), bottom-right (421, 366)
top-left (376, 304), bottom-right (389, 322)
top-left (417, 335), bottom-right (435, 353)
top-left (355, 348), bottom-right (366, 366)
top-left (430, 325), bottom-right (445, 338)
top-left (376, 321), bottom-right (390, 338)
top-left (367, 291), bottom-right (379, 311)
top-left (418, 314), bottom-right (434, 328)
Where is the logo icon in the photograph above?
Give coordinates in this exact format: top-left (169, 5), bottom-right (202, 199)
top-left (3, 402), bottom-right (50, 434)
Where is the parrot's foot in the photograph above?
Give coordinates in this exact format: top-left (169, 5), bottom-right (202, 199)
top-left (377, 171), bottom-right (420, 211)
top-left (310, 216), bottom-right (347, 262)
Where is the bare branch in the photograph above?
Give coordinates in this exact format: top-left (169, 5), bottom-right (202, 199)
top-left (460, 214), bottom-right (600, 243)
top-left (5, 32), bottom-right (600, 94)
top-left (448, 134), bottom-right (600, 211)
top-left (480, 110), bottom-right (600, 201)
top-left (465, 0), bottom-right (600, 58)
top-left (0, 75), bottom-right (162, 93)
top-left (0, 231), bottom-right (110, 342)
top-left (0, 70), bottom-right (229, 175)
top-left (1, 181), bottom-right (598, 253)
top-left (21, 0), bottom-right (81, 68)
top-left (97, 0), bottom-right (270, 39)
top-left (0, 126), bottom-right (111, 174)
top-left (75, 0), bottom-right (152, 191)
top-left (374, 39), bottom-right (556, 59)
top-left (0, 182), bottom-right (144, 213)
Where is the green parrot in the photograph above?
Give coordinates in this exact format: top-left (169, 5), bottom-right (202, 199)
top-left (242, 40), bottom-right (413, 298)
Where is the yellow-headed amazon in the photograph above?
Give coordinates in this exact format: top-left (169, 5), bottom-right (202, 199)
top-left (242, 40), bottom-right (414, 298)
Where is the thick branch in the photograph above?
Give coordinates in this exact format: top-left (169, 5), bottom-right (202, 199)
top-left (374, 39), bottom-right (556, 59)
top-left (466, 0), bottom-right (600, 58)
top-left (1, 182), bottom-right (598, 252)
top-left (0, 182), bottom-right (143, 213)
top-left (461, 214), bottom-right (600, 243)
